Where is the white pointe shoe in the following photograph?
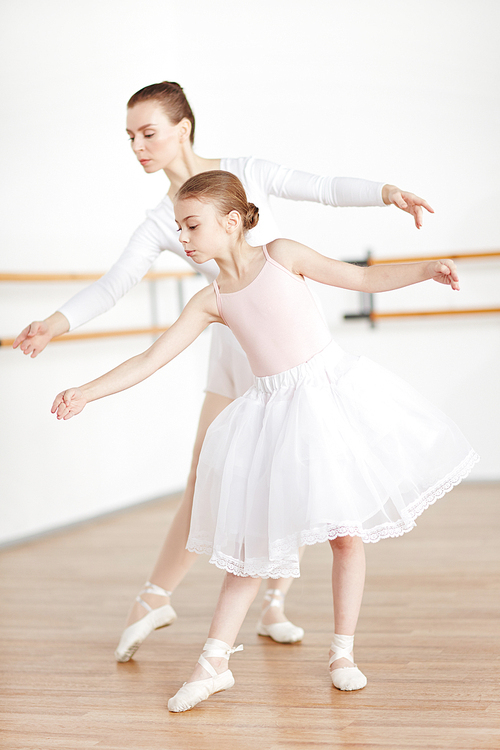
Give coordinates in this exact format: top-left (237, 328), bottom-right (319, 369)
top-left (168, 638), bottom-right (243, 713)
top-left (256, 589), bottom-right (304, 643)
top-left (329, 633), bottom-right (367, 691)
top-left (114, 581), bottom-right (177, 663)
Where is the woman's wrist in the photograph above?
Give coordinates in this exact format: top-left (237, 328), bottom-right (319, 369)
top-left (44, 311), bottom-right (70, 338)
top-left (381, 184), bottom-right (398, 205)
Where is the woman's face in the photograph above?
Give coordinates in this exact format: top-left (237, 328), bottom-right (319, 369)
top-left (126, 101), bottom-right (187, 173)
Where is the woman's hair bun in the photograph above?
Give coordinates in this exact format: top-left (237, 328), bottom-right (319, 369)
top-left (245, 203), bottom-right (259, 231)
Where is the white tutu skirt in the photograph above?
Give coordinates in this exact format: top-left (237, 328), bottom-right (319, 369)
top-left (187, 341), bottom-right (479, 578)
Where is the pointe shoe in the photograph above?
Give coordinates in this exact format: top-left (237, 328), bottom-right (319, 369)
top-left (256, 589), bottom-right (304, 643)
top-left (329, 633), bottom-right (367, 691)
top-left (115, 581), bottom-right (177, 662)
top-left (168, 638), bottom-right (243, 712)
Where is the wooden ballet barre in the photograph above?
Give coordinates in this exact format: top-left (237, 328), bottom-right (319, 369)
top-left (0, 326), bottom-right (171, 348)
top-left (344, 307), bottom-right (500, 322)
top-left (366, 250), bottom-right (500, 265)
top-left (0, 270), bottom-right (197, 282)
top-left (371, 307), bottom-right (500, 319)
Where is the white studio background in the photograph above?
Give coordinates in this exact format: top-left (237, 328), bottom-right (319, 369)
top-left (1, 0), bottom-right (499, 545)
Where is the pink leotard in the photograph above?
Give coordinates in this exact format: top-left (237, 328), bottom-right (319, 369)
top-left (213, 246), bottom-right (332, 377)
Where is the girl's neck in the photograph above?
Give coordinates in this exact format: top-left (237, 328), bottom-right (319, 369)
top-left (215, 243), bottom-right (265, 292)
top-left (165, 147), bottom-right (220, 200)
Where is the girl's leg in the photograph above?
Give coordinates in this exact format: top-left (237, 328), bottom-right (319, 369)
top-left (168, 573), bottom-right (261, 712)
top-left (188, 573), bottom-right (262, 683)
top-left (328, 536), bottom-right (366, 671)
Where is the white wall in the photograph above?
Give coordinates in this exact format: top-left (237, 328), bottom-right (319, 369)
top-left (1, 0), bottom-right (499, 545)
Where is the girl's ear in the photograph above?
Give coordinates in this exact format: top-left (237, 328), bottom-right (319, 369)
top-left (178, 118), bottom-right (192, 143)
top-left (225, 210), bottom-right (241, 234)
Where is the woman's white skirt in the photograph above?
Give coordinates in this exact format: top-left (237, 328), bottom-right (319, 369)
top-left (188, 340), bottom-right (479, 579)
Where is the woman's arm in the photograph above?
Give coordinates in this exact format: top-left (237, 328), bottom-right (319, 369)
top-left (247, 158), bottom-right (434, 228)
top-left (268, 239), bottom-right (459, 294)
top-left (13, 210), bottom-right (170, 358)
top-left (51, 286), bottom-right (219, 420)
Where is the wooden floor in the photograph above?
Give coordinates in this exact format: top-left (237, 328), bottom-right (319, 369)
top-left (1, 482), bottom-right (499, 750)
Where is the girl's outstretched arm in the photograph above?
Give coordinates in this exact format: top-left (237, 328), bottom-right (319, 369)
top-left (51, 286), bottom-right (220, 420)
top-left (267, 239), bottom-right (460, 293)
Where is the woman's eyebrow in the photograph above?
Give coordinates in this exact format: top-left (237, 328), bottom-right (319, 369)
top-left (125, 123), bottom-right (157, 134)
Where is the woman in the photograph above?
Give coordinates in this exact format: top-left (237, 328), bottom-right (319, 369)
top-left (13, 82), bottom-right (434, 661)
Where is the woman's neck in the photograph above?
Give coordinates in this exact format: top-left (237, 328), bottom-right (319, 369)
top-left (165, 147), bottom-right (220, 199)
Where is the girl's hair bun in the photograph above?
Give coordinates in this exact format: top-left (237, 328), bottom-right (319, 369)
top-left (245, 203), bottom-right (259, 231)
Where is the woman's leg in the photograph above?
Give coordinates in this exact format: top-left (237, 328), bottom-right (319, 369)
top-left (124, 391), bottom-right (232, 627)
top-left (123, 391), bottom-right (301, 631)
top-left (328, 536), bottom-right (366, 671)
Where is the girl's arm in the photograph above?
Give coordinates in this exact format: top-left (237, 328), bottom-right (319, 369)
top-left (268, 239), bottom-right (460, 293)
top-left (247, 158), bottom-right (434, 228)
top-left (51, 286), bottom-right (219, 420)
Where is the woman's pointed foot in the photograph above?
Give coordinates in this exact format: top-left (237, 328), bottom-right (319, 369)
top-left (115, 582), bottom-right (177, 662)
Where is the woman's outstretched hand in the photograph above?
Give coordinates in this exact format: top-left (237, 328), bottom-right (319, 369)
top-left (51, 388), bottom-right (88, 420)
top-left (382, 186), bottom-right (435, 229)
top-left (13, 321), bottom-right (53, 358)
top-left (429, 259), bottom-right (460, 290)
top-left (13, 312), bottom-right (70, 358)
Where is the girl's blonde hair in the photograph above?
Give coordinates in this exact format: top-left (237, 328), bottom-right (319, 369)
top-left (176, 171), bottom-right (259, 232)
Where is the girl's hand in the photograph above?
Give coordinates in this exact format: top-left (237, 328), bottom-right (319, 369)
top-left (429, 260), bottom-right (460, 290)
top-left (51, 388), bottom-right (88, 420)
top-left (382, 186), bottom-right (435, 229)
top-left (13, 321), bottom-right (53, 358)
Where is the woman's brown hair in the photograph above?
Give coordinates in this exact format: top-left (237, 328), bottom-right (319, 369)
top-left (127, 81), bottom-right (196, 145)
top-left (176, 171), bottom-right (259, 232)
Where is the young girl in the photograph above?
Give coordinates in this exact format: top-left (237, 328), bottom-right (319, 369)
top-left (15, 81), bottom-right (435, 658)
top-left (52, 171), bottom-right (477, 712)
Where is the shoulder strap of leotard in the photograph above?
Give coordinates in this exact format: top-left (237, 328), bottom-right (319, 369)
top-left (212, 279), bottom-right (228, 324)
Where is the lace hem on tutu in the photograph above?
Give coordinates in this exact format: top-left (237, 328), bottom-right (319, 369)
top-left (187, 449), bottom-right (479, 579)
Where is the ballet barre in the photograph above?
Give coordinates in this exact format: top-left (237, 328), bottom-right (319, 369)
top-left (0, 269), bottom-right (199, 348)
top-left (344, 249), bottom-right (500, 325)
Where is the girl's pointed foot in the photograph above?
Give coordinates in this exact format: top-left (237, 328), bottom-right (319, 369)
top-left (168, 638), bottom-right (243, 712)
top-left (115, 582), bottom-right (177, 662)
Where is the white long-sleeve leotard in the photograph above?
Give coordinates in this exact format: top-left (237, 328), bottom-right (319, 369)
top-left (58, 156), bottom-right (386, 330)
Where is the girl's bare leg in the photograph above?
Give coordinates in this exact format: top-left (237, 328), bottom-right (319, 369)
top-left (328, 536), bottom-right (366, 671)
top-left (124, 391), bottom-right (300, 629)
top-left (187, 573), bottom-right (262, 683)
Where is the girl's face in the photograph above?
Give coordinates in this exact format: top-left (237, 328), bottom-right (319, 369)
top-left (174, 198), bottom-right (229, 263)
top-left (126, 101), bottom-right (188, 173)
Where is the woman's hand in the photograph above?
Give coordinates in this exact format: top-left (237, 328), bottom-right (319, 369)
top-left (51, 388), bottom-right (88, 420)
top-left (429, 259), bottom-right (460, 290)
top-left (13, 312), bottom-right (70, 358)
top-left (382, 185), bottom-right (434, 229)
top-left (13, 321), bottom-right (53, 357)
